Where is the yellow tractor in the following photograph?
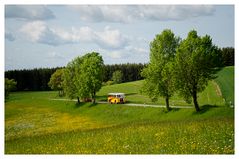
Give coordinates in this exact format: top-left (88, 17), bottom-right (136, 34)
top-left (107, 93), bottom-right (126, 104)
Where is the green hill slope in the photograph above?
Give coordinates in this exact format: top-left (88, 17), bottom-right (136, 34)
top-left (5, 67), bottom-right (234, 154)
top-left (214, 66), bottom-right (234, 106)
top-left (97, 78), bottom-right (225, 107)
top-left (5, 90), bottom-right (234, 154)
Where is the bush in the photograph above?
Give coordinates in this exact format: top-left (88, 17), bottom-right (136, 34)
top-left (106, 80), bottom-right (114, 86)
top-left (5, 78), bottom-right (17, 98)
top-left (112, 70), bottom-right (123, 84)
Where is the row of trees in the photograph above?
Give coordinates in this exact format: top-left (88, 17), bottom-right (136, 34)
top-left (221, 47), bottom-right (234, 66)
top-left (103, 63), bottom-right (146, 83)
top-left (48, 53), bottom-right (145, 104)
top-left (5, 68), bottom-right (58, 91)
top-left (142, 29), bottom-right (223, 112)
top-left (4, 46), bottom-right (233, 93)
top-left (47, 67), bottom-right (125, 100)
top-left (5, 63), bottom-right (146, 92)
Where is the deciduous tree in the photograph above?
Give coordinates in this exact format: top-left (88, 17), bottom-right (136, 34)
top-left (112, 70), bottom-right (123, 84)
top-left (63, 52), bottom-right (104, 104)
top-left (63, 56), bottom-right (82, 104)
top-left (141, 29), bottom-right (180, 111)
top-left (48, 68), bottom-right (64, 96)
top-left (5, 78), bottom-right (17, 99)
top-left (174, 30), bottom-right (222, 112)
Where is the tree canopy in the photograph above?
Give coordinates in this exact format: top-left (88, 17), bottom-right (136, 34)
top-left (141, 29), bottom-right (180, 111)
top-left (62, 60), bottom-right (78, 101)
top-left (5, 78), bottom-right (17, 99)
top-left (174, 30), bottom-right (222, 112)
top-left (112, 70), bottom-right (123, 84)
top-left (63, 52), bottom-right (104, 104)
top-left (48, 68), bottom-right (64, 96)
top-left (221, 47), bottom-right (234, 66)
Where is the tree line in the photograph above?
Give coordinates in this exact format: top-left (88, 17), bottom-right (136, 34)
top-left (5, 63), bottom-right (146, 92)
top-left (5, 46), bottom-right (233, 92)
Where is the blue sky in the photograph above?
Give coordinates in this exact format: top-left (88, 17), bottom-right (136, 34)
top-left (5, 5), bottom-right (234, 70)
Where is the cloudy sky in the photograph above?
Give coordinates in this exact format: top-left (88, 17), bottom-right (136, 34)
top-left (5, 5), bottom-right (234, 70)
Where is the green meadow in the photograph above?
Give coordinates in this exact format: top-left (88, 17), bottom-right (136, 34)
top-left (5, 67), bottom-right (234, 154)
top-left (214, 66), bottom-right (234, 106)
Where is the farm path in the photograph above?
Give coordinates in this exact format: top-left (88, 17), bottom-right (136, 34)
top-left (50, 98), bottom-right (193, 109)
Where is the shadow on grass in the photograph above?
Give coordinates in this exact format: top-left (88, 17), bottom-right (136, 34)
top-left (161, 107), bottom-right (180, 113)
top-left (74, 102), bottom-right (86, 108)
top-left (171, 108), bottom-right (180, 112)
top-left (124, 101), bottom-right (135, 104)
top-left (89, 103), bottom-right (98, 107)
top-left (74, 102), bottom-right (99, 108)
top-left (193, 105), bottom-right (219, 114)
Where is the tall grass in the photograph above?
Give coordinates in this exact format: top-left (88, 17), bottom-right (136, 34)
top-left (5, 118), bottom-right (234, 154)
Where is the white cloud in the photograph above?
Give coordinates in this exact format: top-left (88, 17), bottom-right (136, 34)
top-left (69, 5), bottom-right (138, 23)
top-left (126, 47), bottom-right (148, 54)
top-left (53, 26), bottom-right (129, 49)
top-left (138, 5), bottom-right (215, 21)
top-left (68, 5), bottom-right (215, 23)
top-left (19, 21), bottom-right (63, 46)
top-left (19, 21), bottom-right (129, 49)
top-left (101, 47), bottom-right (149, 65)
top-left (47, 52), bottom-right (65, 60)
top-left (107, 50), bottom-right (124, 59)
top-left (95, 26), bottom-right (129, 49)
top-left (20, 21), bottom-right (46, 41)
top-left (69, 6), bottom-right (103, 22)
top-left (5, 5), bottom-right (55, 20)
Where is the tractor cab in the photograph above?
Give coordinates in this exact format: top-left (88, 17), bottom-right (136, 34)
top-left (108, 93), bottom-right (126, 104)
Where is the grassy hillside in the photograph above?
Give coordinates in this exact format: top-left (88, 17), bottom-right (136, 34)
top-left (97, 66), bottom-right (234, 107)
top-left (97, 80), bottom-right (225, 107)
top-left (214, 66), bottom-right (234, 106)
top-left (5, 67), bottom-right (234, 154)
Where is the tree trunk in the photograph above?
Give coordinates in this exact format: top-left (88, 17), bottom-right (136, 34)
top-left (192, 91), bottom-right (200, 112)
top-left (77, 96), bottom-right (80, 104)
top-left (92, 91), bottom-right (96, 104)
top-left (59, 90), bottom-right (63, 97)
top-left (165, 96), bottom-right (170, 111)
top-left (62, 89), bottom-right (65, 96)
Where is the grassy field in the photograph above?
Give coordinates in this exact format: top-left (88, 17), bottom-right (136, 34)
top-left (214, 66), bottom-right (234, 106)
top-left (5, 66), bottom-right (234, 154)
top-left (97, 80), bottom-right (225, 107)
